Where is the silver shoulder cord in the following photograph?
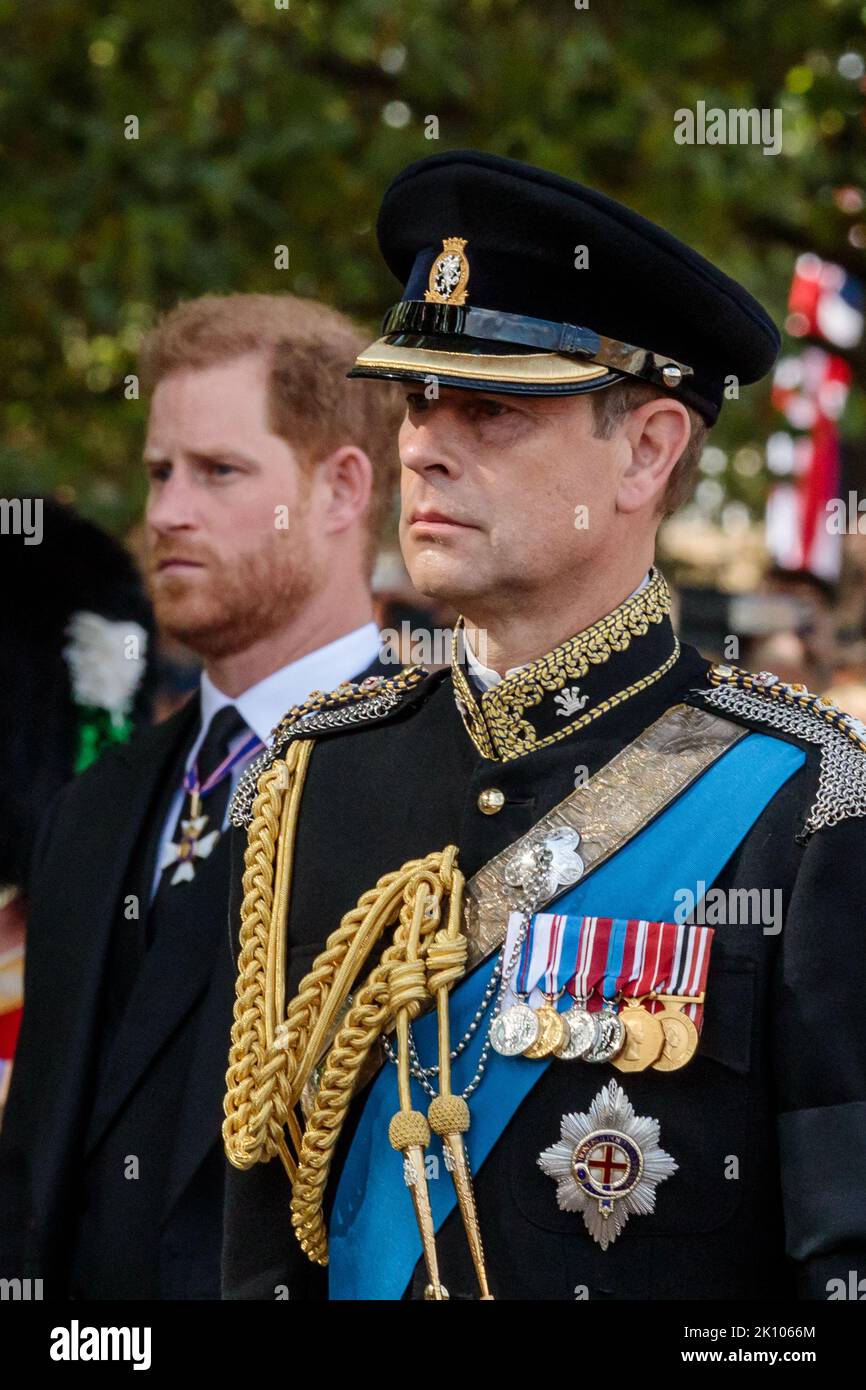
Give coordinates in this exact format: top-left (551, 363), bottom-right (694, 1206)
top-left (229, 680), bottom-right (414, 829)
top-left (697, 674), bottom-right (866, 838)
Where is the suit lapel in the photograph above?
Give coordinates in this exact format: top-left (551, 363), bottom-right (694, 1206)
top-left (161, 937), bottom-right (235, 1218)
top-left (84, 810), bottom-right (228, 1157)
top-left (24, 700), bottom-right (198, 1208)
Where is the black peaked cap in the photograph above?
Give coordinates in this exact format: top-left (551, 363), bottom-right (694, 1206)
top-left (349, 149), bottom-right (781, 424)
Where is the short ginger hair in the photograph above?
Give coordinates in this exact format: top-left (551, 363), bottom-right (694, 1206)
top-left (140, 293), bottom-right (404, 574)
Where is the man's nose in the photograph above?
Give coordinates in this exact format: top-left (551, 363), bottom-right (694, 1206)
top-left (400, 412), bottom-right (465, 480)
top-left (146, 467), bottom-right (199, 533)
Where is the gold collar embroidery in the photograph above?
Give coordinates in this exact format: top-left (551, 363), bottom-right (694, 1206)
top-left (451, 567), bottom-right (676, 761)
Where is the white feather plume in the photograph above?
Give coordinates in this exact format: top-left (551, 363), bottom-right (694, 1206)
top-left (62, 610), bottom-right (148, 718)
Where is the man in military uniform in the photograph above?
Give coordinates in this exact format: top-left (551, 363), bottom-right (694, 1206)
top-left (220, 151), bottom-right (866, 1301)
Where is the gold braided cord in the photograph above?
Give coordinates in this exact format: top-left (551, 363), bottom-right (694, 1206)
top-left (254, 850), bottom-right (441, 1164)
top-left (284, 868), bottom-right (431, 1113)
top-left (223, 731), bottom-right (469, 1270)
top-left (388, 877), bottom-right (446, 1297)
top-left (426, 924), bottom-right (469, 997)
top-left (423, 863), bottom-right (492, 1298)
top-left (223, 739), bottom-right (313, 1171)
top-left (266, 739), bottom-right (314, 1059)
top-left (290, 851), bottom-right (463, 1265)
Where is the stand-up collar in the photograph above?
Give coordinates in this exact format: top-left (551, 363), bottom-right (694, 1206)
top-left (450, 566), bottom-right (679, 761)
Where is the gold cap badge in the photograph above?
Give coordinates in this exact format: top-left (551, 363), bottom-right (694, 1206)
top-left (425, 237), bottom-right (470, 305)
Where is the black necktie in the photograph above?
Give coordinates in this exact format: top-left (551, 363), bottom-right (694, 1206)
top-left (147, 704), bottom-right (249, 941)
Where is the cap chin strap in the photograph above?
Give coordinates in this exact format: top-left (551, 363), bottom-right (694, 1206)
top-left (382, 300), bottom-right (694, 391)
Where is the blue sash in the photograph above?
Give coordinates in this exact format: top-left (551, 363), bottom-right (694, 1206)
top-left (328, 730), bottom-right (805, 1299)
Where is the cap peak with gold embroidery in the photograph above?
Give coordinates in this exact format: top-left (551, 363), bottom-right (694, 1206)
top-left (348, 148), bottom-right (780, 424)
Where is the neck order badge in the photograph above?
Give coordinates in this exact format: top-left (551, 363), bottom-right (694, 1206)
top-left (159, 715), bottom-right (263, 887)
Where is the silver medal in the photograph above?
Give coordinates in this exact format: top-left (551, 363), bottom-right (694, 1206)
top-left (584, 1007), bottom-right (625, 1064)
top-left (490, 1002), bottom-right (540, 1057)
top-left (555, 1004), bottom-right (598, 1060)
top-left (491, 829), bottom-right (585, 1063)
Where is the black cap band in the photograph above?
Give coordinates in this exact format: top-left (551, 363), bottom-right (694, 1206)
top-left (382, 300), bottom-right (694, 391)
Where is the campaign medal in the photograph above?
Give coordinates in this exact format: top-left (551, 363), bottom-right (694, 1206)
top-left (537, 1080), bottom-right (677, 1249)
top-left (610, 923), bottom-right (667, 1072)
top-left (611, 1000), bottom-right (665, 1073)
top-left (491, 909), bottom-right (541, 1057)
top-left (584, 1000), bottom-right (625, 1064)
top-left (581, 916), bottom-right (626, 1061)
top-left (555, 914), bottom-right (602, 1061)
top-left (490, 999), bottom-right (540, 1056)
top-left (523, 914), bottom-right (568, 1058)
top-left (523, 999), bottom-right (568, 1059)
top-left (649, 924), bottom-right (713, 1071)
top-left (556, 997), bottom-right (598, 1061)
top-left (652, 997), bottom-right (701, 1072)
top-left (490, 834), bottom-right (584, 1062)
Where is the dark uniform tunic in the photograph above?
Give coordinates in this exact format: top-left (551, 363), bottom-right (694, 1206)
top-left (222, 598), bottom-right (866, 1301)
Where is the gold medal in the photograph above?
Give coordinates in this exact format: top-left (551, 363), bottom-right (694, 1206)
top-left (611, 1002), bottom-right (665, 1073)
top-left (652, 1007), bottom-right (699, 1071)
top-left (523, 1002), bottom-right (568, 1059)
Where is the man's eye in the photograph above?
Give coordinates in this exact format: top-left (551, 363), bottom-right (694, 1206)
top-left (406, 393), bottom-right (428, 412)
top-left (475, 399), bottom-right (508, 418)
top-left (202, 461), bottom-right (237, 479)
top-left (147, 462), bottom-right (170, 482)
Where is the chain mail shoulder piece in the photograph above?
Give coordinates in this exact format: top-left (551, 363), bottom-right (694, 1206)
top-left (693, 662), bottom-right (866, 838)
top-left (229, 665), bottom-right (429, 829)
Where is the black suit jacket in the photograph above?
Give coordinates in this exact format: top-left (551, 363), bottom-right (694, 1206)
top-left (0, 652), bottom-right (392, 1298)
top-left (0, 699), bottom-right (202, 1294)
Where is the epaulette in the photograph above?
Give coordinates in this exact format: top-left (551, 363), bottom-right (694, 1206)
top-left (229, 665), bottom-right (430, 828)
top-left (693, 662), bottom-right (866, 837)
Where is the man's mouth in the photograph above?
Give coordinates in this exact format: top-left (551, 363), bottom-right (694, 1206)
top-left (409, 509), bottom-right (475, 530)
top-left (154, 557), bottom-right (206, 574)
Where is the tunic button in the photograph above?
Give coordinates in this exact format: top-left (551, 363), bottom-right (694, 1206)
top-left (477, 787), bottom-right (506, 815)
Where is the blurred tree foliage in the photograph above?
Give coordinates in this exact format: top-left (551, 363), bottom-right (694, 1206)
top-left (1, 0), bottom-right (864, 533)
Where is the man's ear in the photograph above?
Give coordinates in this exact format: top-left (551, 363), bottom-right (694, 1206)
top-left (315, 445), bottom-right (373, 533)
top-left (615, 398), bottom-right (691, 515)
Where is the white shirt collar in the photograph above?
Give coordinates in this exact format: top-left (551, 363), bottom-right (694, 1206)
top-left (194, 621), bottom-right (381, 757)
top-left (464, 573), bottom-right (651, 694)
top-left (464, 642), bottom-right (525, 692)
